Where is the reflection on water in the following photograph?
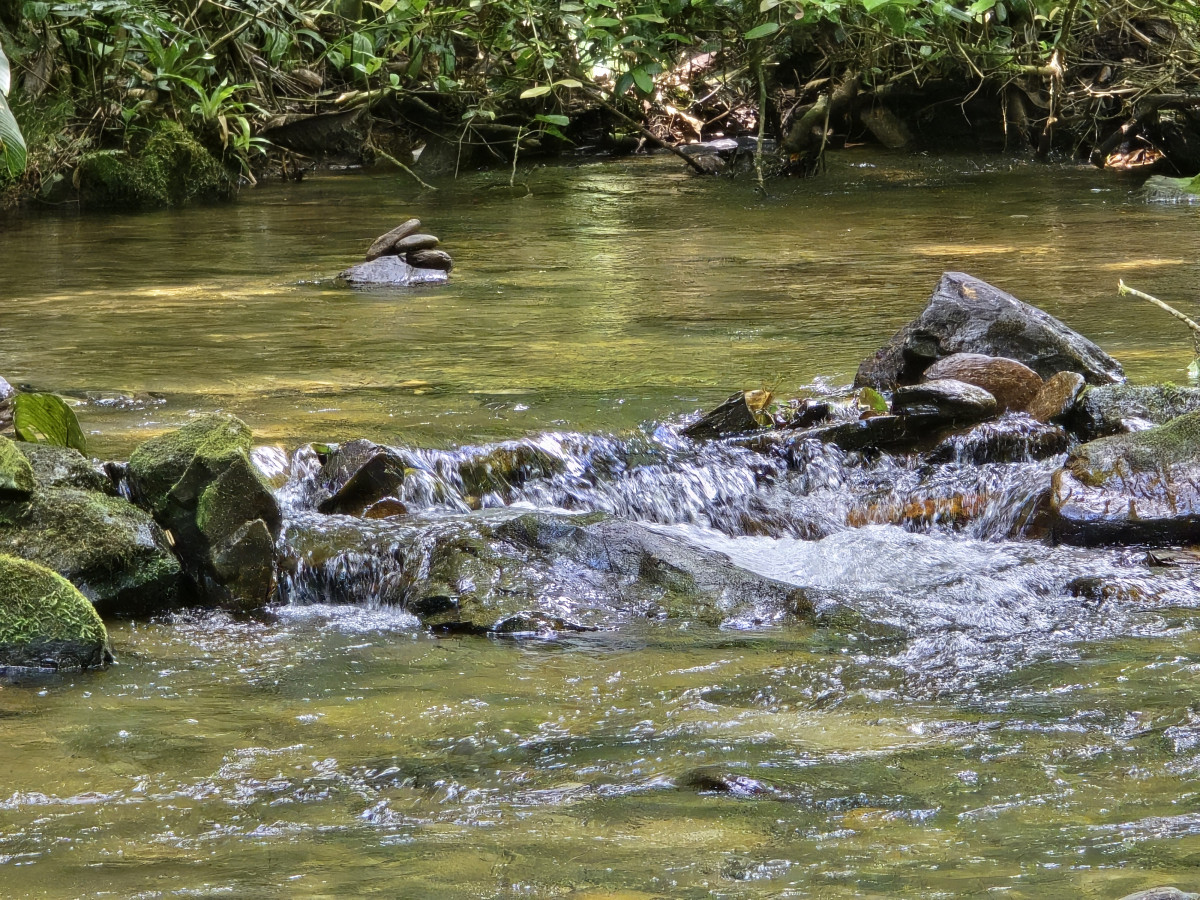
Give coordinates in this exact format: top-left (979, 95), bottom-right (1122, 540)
top-left (3, 154), bottom-right (1200, 898)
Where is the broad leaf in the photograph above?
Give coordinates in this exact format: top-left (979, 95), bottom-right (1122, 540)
top-left (0, 91), bottom-right (25, 179)
top-left (535, 113), bottom-right (570, 126)
top-left (520, 84), bottom-right (553, 98)
top-left (13, 394), bottom-right (87, 453)
top-left (744, 21), bottom-right (781, 39)
top-left (0, 44), bottom-right (9, 95)
top-left (631, 66), bottom-right (653, 94)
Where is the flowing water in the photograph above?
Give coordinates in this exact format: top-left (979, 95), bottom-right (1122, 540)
top-left (3, 153), bottom-right (1200, 898)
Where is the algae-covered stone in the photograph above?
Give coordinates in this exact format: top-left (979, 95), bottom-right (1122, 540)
top-left (0, 554), bottom-right (110, 670)
top-left (16, 442), bottom-right (109, 492)
top-left (0, 436), bottom-right (34, 501)
top-left (128, 414), bottom-right (281, 611)
top-left (1050, 411), bottom-right (1200, 545)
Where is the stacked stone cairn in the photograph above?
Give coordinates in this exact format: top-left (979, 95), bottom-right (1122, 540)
top-left (365, 218), bottom-right (453, 271)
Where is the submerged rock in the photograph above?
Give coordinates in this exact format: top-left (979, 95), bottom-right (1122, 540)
top-left (854, 272), bottom-right (1124, 389)
top-left (928, 415), bottom-right (1070, 464)
top-left (1115, 890), bottom-right (1199, 900)
top-left (406, 248), bottom-right (454, 271)
top-left (1050, 411), bottom-right (1200, 545)
top-left (1026, 370), bottom-right (1085, 424)
top-left (923, 353), bottom-right (1042, 412)
top-left (339, 256), bottom-right (450, 286)
top-left (282, 510), bottom-right (813, 633)
top-left (1069, 383), bottom-right (1200, 440)
top-left (0, 555), bottom-right (110, 671)
top-left (127, 414), bottom-right (281, 611)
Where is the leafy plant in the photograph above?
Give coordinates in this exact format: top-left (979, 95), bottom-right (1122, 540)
top-left (0, 42), bottom-right (26, 178)
top-left (13, 393), bottom-right (87, 453)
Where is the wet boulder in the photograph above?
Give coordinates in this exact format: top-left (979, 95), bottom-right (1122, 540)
top-left (0, 442), bottom-right (180, 617)
top-left (339, 255), bottom-right (450, 287)
top-left (127, 414), bottom-right (281, 611)
top-left (1026, 371), bottom-right (1085, 424)
top-left (923, 353), bottom-right (1043, 412)
top-left (684, 390), bottom-right (771, 440)
top-left (854, 272), bottom-right (1124, 389)
top-left (1069, 383), bottom-right (1200, 440)
top-left (1050, 411), bottom-right (1200, 545)
top-left (1116, 890), bottom-right (1199, 900)
top-left (892, 379), bottom-right (997, 422)
top-left (0, 554), bottom-right (110, 671)
top-left (317, 440), bottom-right (407, 516)
top-left (0, 377), bottom-right (14, 432)
top-left (406, 248), bottom-right (453, 272)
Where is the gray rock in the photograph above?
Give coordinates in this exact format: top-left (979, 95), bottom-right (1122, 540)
top-left (392, 233), bottom-right (440, 253)
top-left (317, 440), bottom-right (407, 516)
top-left (1070, 383), bottom-right (1200, 440)
top-left (893, 379), bottom-right (998, 422)
top-left (855, 272), bottom-right (1124, 389)
top-left (684, 391), bottom-right (767, 440)
top-left (339, 256), bottom-right (450, 286)
top-left (1050, 411), bottom-right (1200, 545)
top-left (929, 415), bottom-right (1070, 464)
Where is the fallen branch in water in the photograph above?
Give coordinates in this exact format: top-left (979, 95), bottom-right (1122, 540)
top-left (368, 143), bottom-right (438, 192)
top-left (1118, 279), bottom-right (1200, 355)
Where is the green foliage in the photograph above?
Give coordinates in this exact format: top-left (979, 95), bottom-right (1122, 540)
top-left (0, 42), bottom-right (25, 178)
top-left (13, 393), bottom-right (87, 453)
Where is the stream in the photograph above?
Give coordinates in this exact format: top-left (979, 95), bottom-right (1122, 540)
top-left (2, 152), bottom-right (1200, 899)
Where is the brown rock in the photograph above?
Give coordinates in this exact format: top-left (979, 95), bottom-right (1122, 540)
top-left (365, 218), bottom-right (421, 261)
top-left (406, 249), bottom-right (453, 272)
top-left (1026, 371), bottom-right (1085, 423)
top-left (923, 353), bottom-right (1042, 412)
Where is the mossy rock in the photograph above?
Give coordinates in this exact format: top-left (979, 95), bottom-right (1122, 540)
top-left (128, 413), bottom-right (255, 515)
top-left (127, 414), bottom-right (280, 611)
top-left (0, 554), bottom-right (110, 671)
top-left (75, 121), bottom-right (233, 211)
top-left (0, 436), bottom-right (34, 501)
top-left (1069, 383), bottom-right (1200, 440)
top-left (1051, 411), bottom-right (1200, 545)
top-left (16, 442), bottom-right (109, 492)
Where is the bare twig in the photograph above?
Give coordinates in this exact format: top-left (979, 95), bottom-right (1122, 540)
top-left (368, 143), bottom-right (438, 191)
top-left (579, 86), bottom-right (712, 175)
top-left (1119, 280), bottom-right (1200, 354)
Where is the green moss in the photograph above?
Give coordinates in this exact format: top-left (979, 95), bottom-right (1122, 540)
top-left (76, 120), bottom-right (233, 211)
top-left (15, 442), bottom-right (108, 492)
top-left (0, 436), bottom-right (34, 500)
top-left (128, 413), bottom-right (254, 513)
top-left (0, 553), bottom-right (106, 651)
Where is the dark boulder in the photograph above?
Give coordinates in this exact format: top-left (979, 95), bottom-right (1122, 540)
top-left (923, 353), bottom-right (1043, 412)
top-left (854, 272), bottom-right (1124, 389)
top-left (928, 415), bottom-right (1070, 465)
top-left (892, 379), bottom-right (997, 422)
top-left (392, 233), bottom-right (440, 253)
top-left (0, 554), bottom-right (110, 671)
top-left (1050, 411), bottom-right (1200, 545)
top-left (684, 391), bottom-right (770, 440)
top-left (339, 256), bottom-right (450, 286)
top-left (1026, 371), bottom-right (1085, 424)
top-left (317, 440), bottom-right (407, 516)
top-left (1069, 383), bottom-right (1200, 440)
top-left (127, 414), bottom-right (281, 611)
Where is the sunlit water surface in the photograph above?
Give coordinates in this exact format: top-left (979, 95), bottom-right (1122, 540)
top-left (2, 153), bottom-right (1200, 898)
